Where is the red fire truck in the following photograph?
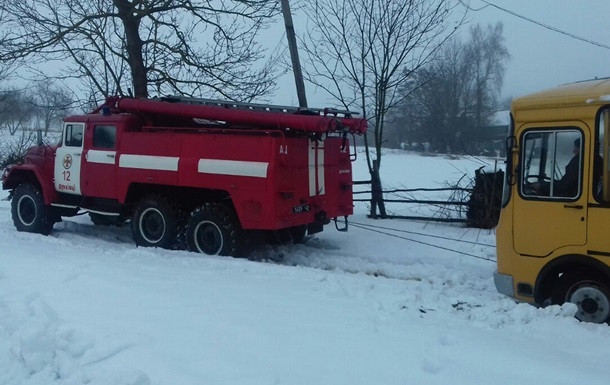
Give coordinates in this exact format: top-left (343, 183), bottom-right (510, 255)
top-left (2, 96), bottom-right (366, 255)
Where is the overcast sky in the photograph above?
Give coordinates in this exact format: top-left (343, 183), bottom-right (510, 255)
top-left (271, 0), bottom-right (610, 107)
top-left (468, 0), bottom-right (610, 99)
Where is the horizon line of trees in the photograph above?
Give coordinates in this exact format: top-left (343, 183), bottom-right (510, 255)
top-left (0, 82), bottom-right (74, 135)
top-left (385, 23), bottom-right (510, 156)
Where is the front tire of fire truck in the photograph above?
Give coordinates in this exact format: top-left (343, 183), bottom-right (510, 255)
top-left (11, 183), bottom-right (54, 235)
top-left (552, 271), bottom-right (610, 324)
top-left (186, 203), bottom-right (242, 256)
top-left (132, 195), bottom-right (179, 249)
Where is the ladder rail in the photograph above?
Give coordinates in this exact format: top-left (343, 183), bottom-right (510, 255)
top-left (98, 96), bottom-right (368, 135)
top-left (160, 95), bottom-right (358, 118)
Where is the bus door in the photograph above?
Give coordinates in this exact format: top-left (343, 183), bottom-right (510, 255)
top-left (513, 125), bottom-right (588, 257)
top-left (587, 107), bottom-right (610, 253)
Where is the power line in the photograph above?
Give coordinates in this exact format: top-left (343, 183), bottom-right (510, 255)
top-left (458, 0), bottom-right (491, 12)
top-left (350, 220), bottom-right (496, 247)
top-left (460, 0), bottom-right (610, 50)
top-left (349, 222), bottom-right (496, 263)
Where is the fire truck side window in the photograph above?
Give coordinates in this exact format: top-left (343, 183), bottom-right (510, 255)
top-left (93, 125), bottom-right (117, 149)
top-left (520, 129), bottom-right (582, 200)
top-left (65, 124), bottom-right (83, 147)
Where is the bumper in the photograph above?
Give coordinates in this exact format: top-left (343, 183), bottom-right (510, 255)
top-left (494, 271), bottom-right (515, 297)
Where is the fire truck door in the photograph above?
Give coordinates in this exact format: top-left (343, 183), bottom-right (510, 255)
top-left (54, 123), bottom-right (84, 195)
top-left (81, 125), bottom-right (117, 199)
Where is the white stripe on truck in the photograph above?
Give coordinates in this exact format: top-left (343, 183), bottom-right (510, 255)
top-left (119, 154), bottom-right (179, 171)
top-left (87, 150), bottom-right (116, 165)
top-left (198, 159), bottom-right (269, 178)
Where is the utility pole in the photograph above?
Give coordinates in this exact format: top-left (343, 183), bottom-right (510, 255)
top-left (280, 0), bottom-right (308, 108)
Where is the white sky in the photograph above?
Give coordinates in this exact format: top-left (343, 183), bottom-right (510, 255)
top-left (270, 0), bottom-right (610, 107)
top-left (466, 0), bottom-right (610, 99)
top-left (7, 1), bottom-right (607, 109)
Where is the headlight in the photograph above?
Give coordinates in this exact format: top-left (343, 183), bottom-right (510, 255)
top-left (1, 166), bottom-right (12, 182)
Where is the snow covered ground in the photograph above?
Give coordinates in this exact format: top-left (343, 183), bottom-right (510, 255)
top-left (1, 148), bottom-right (609, 385)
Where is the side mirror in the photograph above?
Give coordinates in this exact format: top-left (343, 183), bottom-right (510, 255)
top-left (36, 129), bottom-right (43, 146)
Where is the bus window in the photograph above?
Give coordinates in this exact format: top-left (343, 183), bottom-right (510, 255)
top-left (520, 129), bottom-right (582, 199)
top-left (598, 108), bottom-right (610, 201)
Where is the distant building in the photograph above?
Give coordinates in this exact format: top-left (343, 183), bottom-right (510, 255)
top-left (480, 110), bottom-right (510, 157)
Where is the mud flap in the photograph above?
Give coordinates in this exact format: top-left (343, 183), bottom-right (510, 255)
top-left (307, 221), bottom-right (323, 235)
top-left (334, 216), bottom-right (348, 232)
top-left (2, 190), bottom-right (13, 201)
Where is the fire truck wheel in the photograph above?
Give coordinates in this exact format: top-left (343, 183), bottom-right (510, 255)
top-left (11, 183), bottom-right (54, 235)
top-left (186, 203), bottom-right (242, 256)
top-left (552, 271), bottom-right (610, 324)
top-left (132, 196), bottom-right (179, 249)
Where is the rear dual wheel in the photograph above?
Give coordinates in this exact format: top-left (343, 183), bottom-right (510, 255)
top-left (131, 195), bottom-right (180, 249)
top-left (186, 203), bottom-right (242, 256)
top-left (131, 198), bottom-right (242, 256)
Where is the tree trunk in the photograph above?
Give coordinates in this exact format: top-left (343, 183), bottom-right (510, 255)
top-left (113, 0), bottom-right (148, 98)
top-left (369, 159), bottom-right (387, 219)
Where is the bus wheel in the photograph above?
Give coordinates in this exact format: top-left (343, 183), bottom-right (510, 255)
top-left (186, 203), bottom-right (242, 256)
top-left (552, 272), bottom-right (610, 323)
top-left (132, 195), bottom-right (179, 249)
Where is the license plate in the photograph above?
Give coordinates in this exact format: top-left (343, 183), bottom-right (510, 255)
top-left (292, 204), bottom-right (310, 214)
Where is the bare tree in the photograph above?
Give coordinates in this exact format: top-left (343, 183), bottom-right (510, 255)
top-left (0, 1), bottom-right (280, 101)
top-left (390, 23), bottom-right (510, 154)
top-left (467, 23), bottom-right (509, 132)
top-left (0, 88), bottom-right (35, 135)
top-left (0, 128), bottom-right (40, 168)
top-left (301, 0), bottom-right (463, 217)
top-left (30, 81), bottom-right (74, 134)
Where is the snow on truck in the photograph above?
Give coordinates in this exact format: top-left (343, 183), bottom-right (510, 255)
top-left (2, 96), bottom-right (366, 255)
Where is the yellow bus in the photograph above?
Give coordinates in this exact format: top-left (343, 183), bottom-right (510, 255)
top-left (495, 78), bottom-right (610, 323)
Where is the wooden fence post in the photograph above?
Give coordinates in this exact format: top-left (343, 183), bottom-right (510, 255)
top-left (370, 159), bottom-right (387, 218)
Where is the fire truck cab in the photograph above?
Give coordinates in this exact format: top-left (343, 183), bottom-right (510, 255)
top-left (2, 96), bottom-right (366, 256)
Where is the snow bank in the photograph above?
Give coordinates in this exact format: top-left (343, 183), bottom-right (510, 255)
top-left (0, 292), bottom-right (151, 385)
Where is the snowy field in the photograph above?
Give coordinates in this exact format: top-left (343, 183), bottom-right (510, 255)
top-left (1, 147), bottom-right (609, 385)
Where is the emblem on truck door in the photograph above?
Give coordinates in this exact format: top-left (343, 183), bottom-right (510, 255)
top-left (63, 154), bottom-right (73, 169)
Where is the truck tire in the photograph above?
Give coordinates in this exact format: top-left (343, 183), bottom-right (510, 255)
top-left (131, 195), bottom-right (179, 249)
top-left (552, 271), bottom-right (610, 324)
top-left (11, 183), bottom-right (54, 235)
top-left (186, 203), bottom-right (242, 256)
